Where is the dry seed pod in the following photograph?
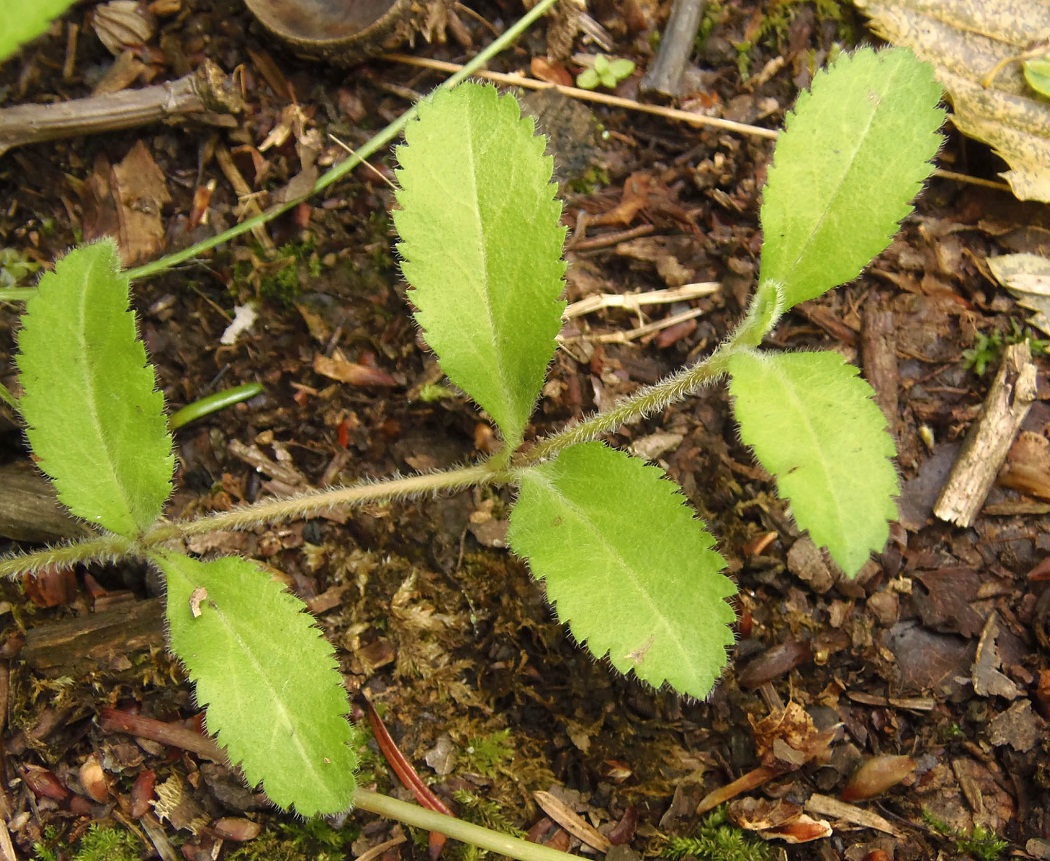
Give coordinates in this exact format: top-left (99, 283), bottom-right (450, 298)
top-left (841, 754), bottom-right (916, 801)
top-left (78, 754), bottom-right (110, 802)
top-left (243, 0), bottom-right (453, 65)
top-left (92, 0), bottom-right (156, 55)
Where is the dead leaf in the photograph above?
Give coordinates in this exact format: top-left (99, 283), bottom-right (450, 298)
top-left (999, 430), bottom-right (1050, 499)
top-left (728, 797), bottom-right (833, 844)
top-left (750, 701), bottom-right (837, 768)
top-left (972, 612), bottom-right (1022, 699)
top-left (987, 252), bottom-right (1050, 336)
top-left (854, 0), bottom-right (1050, 201)
top-left (110, 140), bottom-right (171, 265)
top-left (313, 351), bottom-right (397, 387)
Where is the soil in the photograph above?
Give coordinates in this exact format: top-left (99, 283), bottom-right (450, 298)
top-left (1, 1), bottom-right (1050, 860)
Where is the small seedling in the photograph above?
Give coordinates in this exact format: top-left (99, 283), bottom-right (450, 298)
top-left (576, 54), bottom-right (636, 90)
top-left (1, 47), bottom-right (943, 855)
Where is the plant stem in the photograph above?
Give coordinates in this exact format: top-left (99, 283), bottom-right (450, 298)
top-left (141, 463), bottom-right (500, 544)
top-left (0, 534), bottom-right (134, 578)
top-left (353, 789), bottom-right (577, 861)
top-left (124, 0), bottom-right (562, 282)
top-left (519, 288), bottom-right (775, 466)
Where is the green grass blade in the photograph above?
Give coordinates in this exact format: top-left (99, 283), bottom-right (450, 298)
top-left (17, 241), bottom-right (173, 536)
top-left (508, 443), bottom-right (736, 699)
top-left (393, 83), bottom-right (566, 450)
top-left (728, 349), bottom-right (898, 576)
top-left (759, 47), bottom-right (944, 310)
top-left (155, 551), bottom-right (357, 816)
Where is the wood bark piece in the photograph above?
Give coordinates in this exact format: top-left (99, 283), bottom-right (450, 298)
top-left (861, 300), bottom-right (899, 426)
top-left (640, 0), bottom-right (706, 97)
top-left (244, 0), bottom-right (457, 66)
top-left (0, 461), bottom-right (90, 542)
top-left (0, 61), bottom-right (243, 159)
top-left (934, 342), bottom-right (1037, 526)
top-left (21, 598), bottom-right (165, 676)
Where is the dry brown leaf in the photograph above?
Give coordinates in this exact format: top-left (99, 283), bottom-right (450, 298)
top-left (988, 252), bottom-right (1050, 335)
top-left (853, 0), bottom-right (1050, 202)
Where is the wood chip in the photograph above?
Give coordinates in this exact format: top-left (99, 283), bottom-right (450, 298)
top-left (533, 790), bottom-right (612, 852)
top-left (934, 341), bottom-right (1037, 526)
top-left (805, 793), bottom-right (902, 838)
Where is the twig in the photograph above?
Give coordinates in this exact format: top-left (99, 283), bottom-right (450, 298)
top-left (934, 341), bottom-right (1037, 527)
top-left (563, 282), bottom-right (719, 319)
top-left (0, 61), bottom-right (244, 159)
top-left (382, 53), bottom-right (780, 140)
top-left (99, 707), bottom-right (225, 762)
top-left (805, 793), bottom-right (901, 838)
top-left (640, 0), bottom-right (706, 97)
top-left (572, 306), bottom-right (706, 345)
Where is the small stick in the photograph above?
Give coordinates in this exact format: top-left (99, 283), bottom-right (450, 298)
top-left (563, 282), bottom-right (719, 319)
top-left (695, 765), bottom-right (783, 814)
top-left (382, 53), bottom-right (779, 140)
top-left (640, 0), bottom-right (706, 97)
top-left (0, 61), bottom-right (244, 158)
top-left (99, 707), bottom-right (225, 763)
top-left (934, 341), bottom-right (1037, 527)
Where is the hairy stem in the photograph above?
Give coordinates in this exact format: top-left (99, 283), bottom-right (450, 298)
top-left (353, 789), bottom-right (577, 861)
top-left (141, 463), bottom-right (500, 545)
top-left (124, 0), bottom-right (561, 282)
top-left (0, 534), bottom-right (134, 578)
top-left (0, 291), bottom-right (775, 578)
top-left (519, 302), bottom-right (773, 466)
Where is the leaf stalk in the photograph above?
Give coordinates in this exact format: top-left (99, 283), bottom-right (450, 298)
top-left (353, 789), bottom-right (578, 861)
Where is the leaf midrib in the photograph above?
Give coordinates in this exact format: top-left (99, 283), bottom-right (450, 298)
top-left (773, 56), bottom-right (907, 291)
top-left (529, 470), bottom-right (711, 690)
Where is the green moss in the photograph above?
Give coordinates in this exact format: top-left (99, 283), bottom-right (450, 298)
top-left (33, 823), bottom-right (141, 861)
top-left (462, 729), bottom-right (515, 777)
top-left (731, 0), bottom-right (854, 78)
top-left (226, 817), bottom-right (359, 861)
top-left (230, 239), bottom-right (324, 306)
top-left (923, 810), bottom-right (1009, 860)
top-left (661, 808), bottom-right (772, 861)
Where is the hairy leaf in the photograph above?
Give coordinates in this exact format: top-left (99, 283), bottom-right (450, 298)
top-left (760, 47), bottom-right (944, 309)
top-left (0, 1), bottom-right (77, 65)
top-left (156, 551), bottom-right (356, 815)
top-left (17, 241), bottom-right (173, 537)
top-left (508, 443), bottom-right (736, 699)
top-left (393, 83), bottom-right (566, 450)
top-left (728, 349), bottom-right (898, 576)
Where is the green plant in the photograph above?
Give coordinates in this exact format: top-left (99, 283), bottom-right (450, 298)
top-left (0, 45), bottom-right (943, 857)
top-left (576, 54), bottom-right (636, 90)
top-left (225, 816), bottom-right (359, 861)
top-left (33, 823), bottom-right (140, 861)
top-left (963, 319), bottom-right (1049, 375)
top-left (662, 807), bottom-right (772, 861)
top-left (923, 810), bottom-right (1009, 860)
